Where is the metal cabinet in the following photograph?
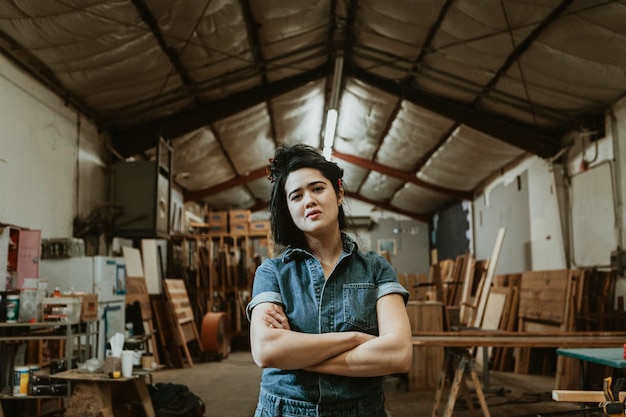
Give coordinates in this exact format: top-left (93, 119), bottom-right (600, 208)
top-left (112, 138), bottom-right (173, 239)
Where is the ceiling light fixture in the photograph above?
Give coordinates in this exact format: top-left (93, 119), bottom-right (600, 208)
top-left (323, 54), bottom-right (344, 160)
top-left (323, 109), bottom-right (338, 148)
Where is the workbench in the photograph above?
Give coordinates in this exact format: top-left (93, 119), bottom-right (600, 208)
top-left (50, 369), bottom-right (157, 417)
top-left (412, 331), bottom-right (626, 417)
top-left (556, 347), bottom-right (626, 392)
top-left (556, 348), bottom-right (626, 369)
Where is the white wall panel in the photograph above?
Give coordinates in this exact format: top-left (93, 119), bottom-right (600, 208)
top-left (0, 53), bottom-right (109, 239)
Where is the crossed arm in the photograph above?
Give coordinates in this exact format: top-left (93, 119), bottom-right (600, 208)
top-left (249, 293), bottom-right (412, 377)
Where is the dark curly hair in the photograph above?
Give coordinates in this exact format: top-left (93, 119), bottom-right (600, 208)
top-left (267, 144), bottom-right (346, 248)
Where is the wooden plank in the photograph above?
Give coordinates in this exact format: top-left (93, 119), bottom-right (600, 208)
top-left (472, 227), bottom-right (506, 329)
top-left (151, 296), bottom-right (183, 368)
top-left (482, 290), bottom-right (507, 330)
top-left (463, 259), bottom-right (489, 327)
top-left (458, 256), bottom-right (476, 326)
top-left (429, 264), bottom-right (450, 330)
top-left (412, 331), bottom-right (626, 347)
top-left (494, 286), bottom-right (519, 371)
top-left (447, 254), bottom-right (467, 306)
top-left (475, 289), bottom-right (507, 367)
top-left (552, 389), bottom-right (626, 402)
top-left (439, 259), bottom-right (455, 306)
top-left (494, 287), bottom-right (513, 332)
top-left (554, 270), bottom-right (580, 388)
top-left (518, 269), bottom-right (570, 323)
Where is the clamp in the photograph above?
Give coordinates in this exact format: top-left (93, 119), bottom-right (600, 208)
top-left (602, 376), bottom-right (625, 417)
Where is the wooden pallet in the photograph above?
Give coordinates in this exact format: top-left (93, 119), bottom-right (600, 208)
top-left (163, 278), bottom-right (204, 367)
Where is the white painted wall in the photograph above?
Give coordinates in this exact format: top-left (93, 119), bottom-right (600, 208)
top-left (526, 157), bottom-right (567, 270)
top-left (0, 53), bottom-right (110, 238)
top-left (472, 98), bottom-right (626, 277)
top-left (473, 170), bottom-right (531, 275)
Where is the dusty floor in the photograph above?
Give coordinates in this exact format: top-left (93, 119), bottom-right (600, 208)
top-left (150, 349), bottom-right (598, 417)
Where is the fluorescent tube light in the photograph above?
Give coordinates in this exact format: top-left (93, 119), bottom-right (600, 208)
top-left (323, 109), bottom-right (338, 148)
top-left (323, 146), bottom-right (332, 160)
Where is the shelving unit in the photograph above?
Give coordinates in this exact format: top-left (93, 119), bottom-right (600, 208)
top-left (169, 228), bottom-right (273, 348)
top-left (0, 320), bottom-right (98, 417)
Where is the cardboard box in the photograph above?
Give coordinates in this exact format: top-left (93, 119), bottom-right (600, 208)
top-left (208, 224), bottom-right (228, 233)
top-left (230, 223), bottom-right (249, 235)
top-left (229, 209), bottom-right (251, 224)
top-left (67, 293), bottom-right (99, 321)
top-left (207, 210), bottom-right (228, 225)
top-left (249, 220), bottom-right (270, 234)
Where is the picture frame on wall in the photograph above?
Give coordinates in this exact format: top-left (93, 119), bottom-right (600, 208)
top-left (377, 239), bottom-right (397, 256)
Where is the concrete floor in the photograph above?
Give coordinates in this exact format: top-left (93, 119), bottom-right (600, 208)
top-left (150, 349), bottom-right (595, 417)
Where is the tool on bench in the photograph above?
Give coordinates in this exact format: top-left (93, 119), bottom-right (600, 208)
top-left (601, 376), bottom-right (625, 417)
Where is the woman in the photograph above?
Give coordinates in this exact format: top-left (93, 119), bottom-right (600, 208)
top-left (246, 144), bottom-right (412, 417)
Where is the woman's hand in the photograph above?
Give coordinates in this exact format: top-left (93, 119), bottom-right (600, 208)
top-left (263, 303), bottom-right (290, 330)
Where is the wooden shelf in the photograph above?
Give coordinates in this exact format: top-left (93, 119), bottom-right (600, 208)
top-left (169, 230), bottom-right (273, 350)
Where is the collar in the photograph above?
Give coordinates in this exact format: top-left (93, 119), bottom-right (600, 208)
top-left (281, 232), bottom-right (357, 263)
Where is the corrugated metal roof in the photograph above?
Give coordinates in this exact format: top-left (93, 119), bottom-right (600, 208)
top-left (1, 0), bottom-right (623, 221)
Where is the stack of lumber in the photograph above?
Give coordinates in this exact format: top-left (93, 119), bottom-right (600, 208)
top-left (425, 257), bottom-right (624, 383)
top-left (405, 301), bottom-right (445, 390)
top-left (514, 269), bottom-right (581, 378)
top-left (427, 253), bottom-right (490, 330)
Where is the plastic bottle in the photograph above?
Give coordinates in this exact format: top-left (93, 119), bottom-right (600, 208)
top-left (6, 295), bottom-right (19, 323)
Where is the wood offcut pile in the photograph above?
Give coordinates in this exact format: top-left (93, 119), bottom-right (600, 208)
top-left (412, 251), bottom-right (625, 390)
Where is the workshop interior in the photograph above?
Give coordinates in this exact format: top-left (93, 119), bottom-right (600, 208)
top-left (2, 1), bottom-right (626, 417)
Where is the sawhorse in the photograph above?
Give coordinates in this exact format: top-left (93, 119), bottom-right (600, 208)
top-left (432, 347), bottom-right (491, 417)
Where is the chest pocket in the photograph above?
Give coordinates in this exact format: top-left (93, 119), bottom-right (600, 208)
top-left (343, 283), bottom-right (377, 331)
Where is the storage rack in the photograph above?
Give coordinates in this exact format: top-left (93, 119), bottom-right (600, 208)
top-left (0, 320), bottom-right (98, 417)
top-left (170, 227), bottom-right (273, 347)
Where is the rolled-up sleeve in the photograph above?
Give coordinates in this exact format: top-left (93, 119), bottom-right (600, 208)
top-left (373, 255), bottom-right (409, 305)
top-left (246, 259), bottom-right (284, 321)
top-left (246, 291), bottom-right (284, 321)
top-left (377, 281), bottom-right (409, 305)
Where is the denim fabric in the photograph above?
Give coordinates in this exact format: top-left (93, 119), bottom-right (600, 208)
top-left (246, 233), bottom-right (409, 410)
top-left (254, 389), bottom-right (387, 417)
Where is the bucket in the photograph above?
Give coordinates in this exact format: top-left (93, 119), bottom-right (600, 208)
top-left (13, 366), bottom-right (29, 396)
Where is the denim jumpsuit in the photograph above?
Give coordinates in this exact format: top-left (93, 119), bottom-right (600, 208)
top-left (246, 234), bottom-right (409, 417)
